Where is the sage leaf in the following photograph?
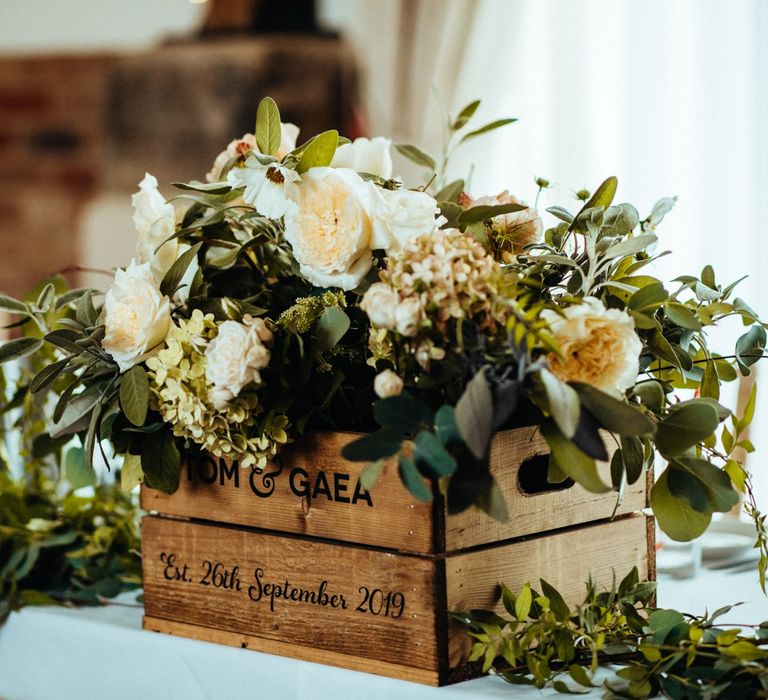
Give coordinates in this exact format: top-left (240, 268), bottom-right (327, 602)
top-left (394, 143), bottom-right (436, 171)
top-left (455, 367), bottom-right (493, 460)
top-left (540, 369), bottom-right (580, 439)
top-left (159, 242), bottom-right (202, 298)
top-left (0, 337), bottom-right (42, 365)
top-left (255, 96), bottom-right (282, 156)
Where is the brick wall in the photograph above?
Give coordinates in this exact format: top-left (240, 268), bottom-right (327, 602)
top-left (0, 36), bottom-right (352, 299)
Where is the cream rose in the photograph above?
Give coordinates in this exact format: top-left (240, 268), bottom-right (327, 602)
top-left (369, 187), bottom-right (439, 251)
top-left (101, 260), bottom-right (171, 372)
top-left (542, 297), bottom-right (642, 397)
top-left (473, 191), bottom-right (543, 256)
top-left (360, 282), bottom-right (398, 328)
top-left (331, 137), bottom-right (393, 179)
top-left (205, 316), bottom-right (273, 410)
top-left (374, 369), bottom-right (404, 398)
top-left (283, 167), bottom-right (373, 290)
top-left (133, 174), bottom-right (177, 280)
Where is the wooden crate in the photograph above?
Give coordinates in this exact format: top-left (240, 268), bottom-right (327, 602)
top-left (141, 427), bottom-right (655, 685)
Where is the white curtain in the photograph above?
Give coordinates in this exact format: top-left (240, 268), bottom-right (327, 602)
top-left (320, 0), bottom-right (768, 509)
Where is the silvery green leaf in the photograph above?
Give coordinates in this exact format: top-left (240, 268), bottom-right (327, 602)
top-left (648, 196), bottom-right (677, 227)
top-left (600, 234), bottom-right (658, 261)
top-left (540, 369), bottom-right (580, 439)
top-left (394, 144), bottom-right (436, 171)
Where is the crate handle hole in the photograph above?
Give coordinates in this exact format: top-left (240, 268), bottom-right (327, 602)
top-left (517, 454), bottom-right (575, 495)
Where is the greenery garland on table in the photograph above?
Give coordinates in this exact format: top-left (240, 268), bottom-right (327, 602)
top-left (0, 314), bottom-right (141, 622)
top-left (455, 568), bottom-right (768, 698)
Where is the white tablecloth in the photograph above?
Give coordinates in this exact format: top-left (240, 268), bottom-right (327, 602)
top-left (0, 571), bottom-right (765, 700)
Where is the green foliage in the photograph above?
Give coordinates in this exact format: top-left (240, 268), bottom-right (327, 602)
top-left (455, 571), bottom-right (768, 698)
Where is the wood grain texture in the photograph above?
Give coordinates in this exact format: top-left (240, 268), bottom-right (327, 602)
top-left (141, 431), bottom-right (435, 553)
top-left (444, 428), bottom-right (646, 551)
top-left (143, 616), bottom-right (441, 685)
top-left (142, 516), bottom-right (440, 671)
top-left (444, 514), bottom-right (653, 668)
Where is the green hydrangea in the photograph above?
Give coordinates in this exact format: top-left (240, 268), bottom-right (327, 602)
top-left (146, 310), bottom-right (288, 469)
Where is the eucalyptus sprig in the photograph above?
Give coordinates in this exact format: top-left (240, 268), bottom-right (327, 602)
top-left (454, 569), bottom-right (768, 698)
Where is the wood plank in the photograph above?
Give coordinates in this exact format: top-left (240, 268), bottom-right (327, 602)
top-left (444, 428), bottom-right (646, 550)
top-left (143, 616), bottom-right (440, 686)
top-left (142, 516), bottom-right (440, 671)
top-left (141, 432), bottom-right (435, 553)
top-left (444, 515), bottom-right (652, 667)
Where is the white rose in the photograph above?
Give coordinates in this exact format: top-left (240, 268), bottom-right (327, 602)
top-left (101, 260), bottom-right (171, 372)
top-left (369, 187), bottom-right (439, 251)
top-left (331, 137), bottom-right (393, 179)
top-left (374, 369), bottom-right (404, 398)
top-left (394, 296), bottom-right (422, 337)
top-left (133, 174), bottom-right (178, 281)
top-left (277, 123), bottom-right (300, 160)
top-left (283, 167), bottom-right (373, 290)
top-left (542, 297), bottom-right (642, 397)
top-left (227, 159), bottom-right (300, 219)
top-left (360, 282), bottom-right (398, 328)
top-left (205, 316), bottom-right (272, 410)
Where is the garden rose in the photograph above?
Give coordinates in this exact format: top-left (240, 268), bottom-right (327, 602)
top-left (133, 173), bottom-right (177, 280)
top-left (101, 260), bottom-right (171, 372)
top-left (374, 369), bottom-right (403, 398)
top-left (542, 297), bottom-right (642, 397)
top-left (369, 187), bottom-right (439, 251)
top-left (205, 316), bottom-right (272, 410)
top-left (331, 137), bottom-right (393, 179)
top-left (360, 282), bottom-right (398, 328)
top-left (283, 167), bottom-right (373, 290)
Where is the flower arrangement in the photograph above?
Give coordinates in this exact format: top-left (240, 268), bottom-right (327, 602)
top-left (0, 97), bottom-right (766, 584)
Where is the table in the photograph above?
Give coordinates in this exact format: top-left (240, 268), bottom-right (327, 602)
top-left (0, 570), bottom-right (765, 700)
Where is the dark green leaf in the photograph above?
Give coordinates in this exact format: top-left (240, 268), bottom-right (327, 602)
top-left (30, 357), bottom-right (70, 393)
top-left (435, 404), bottom-right (461, 445)
top-left (621, 435), bottom-right (645, 485)
top-left (541, 420), bottom-right (610, 493)
top-left (540, 579), bottom-right (570, 621)
top-left (341, 429), bottom-right (403, 461)
top-left (159, 242), bottom-right (202, 298)
top-left (668, 457), bottom-right (740, 513)
top-left (119, 366), bottom-right (149, 427)
top-left (141, 430), bottom-right (181, 494)
top-left (76, 290), bottom-right (98, 327)
top-left (172, 180), bottom-right (232, 194)
top-left (572, 383), bottom-right (655, 436)
top-left (655, 402), bottom-right (719, 457)
top-left (373, 395), bottom-right (434, 432)
top-left (570, 176), bottom-right (618, 231)
top-left (44, 329), bottom-right (85, 355)
top-left (629, 283), bottom-right (668, 311)
top-left (434, 179), bottom-right (464, 203)
top-left (633, 381), bottom-right (665, 412)
top-left (64, 446), bottom-right (93, 489)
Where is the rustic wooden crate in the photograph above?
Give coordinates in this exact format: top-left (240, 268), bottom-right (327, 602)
top-left (141, 427), bottom-right (648, 554)
top-left (141, 427), bottom-right (655, 685)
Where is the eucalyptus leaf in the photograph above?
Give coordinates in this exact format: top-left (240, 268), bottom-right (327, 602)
top-left (413, 431), bottom-right (457, 477)
top-left (655, 402), bottom-right (719, 457)
top-left (398, 455), bottom-right (432, 502)
top-left (572, 383), bottom-right (655, 436)
top-left (651, 470), bottom-right (711, 541)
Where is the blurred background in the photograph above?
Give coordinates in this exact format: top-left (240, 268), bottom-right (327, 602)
top-left (0, 0), bottom-right (765, 511)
